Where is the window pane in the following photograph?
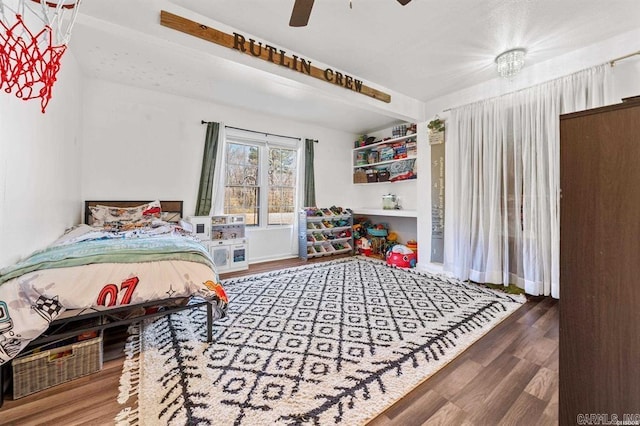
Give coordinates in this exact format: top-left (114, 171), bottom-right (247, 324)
top-left (268, 149), bottom-right (281, 186)
top-left (227, 143), bottom-right (259, 165)
top-left (268, 148), bottom-right (296, 187)
top-left (281, 150), bottom-right (296, 168)
top-left (267, 147), bottom-right (296, 225)
top-left (226, 144), bottom-right (260, 185)
top-left (224, 142), bottom-right (261, 226)
top-left (227, 166), bottom-right (258, 186)
top-left (225, 186), bottom-right (260, 226)
top-left (268, 187), bottom-right (295, 225)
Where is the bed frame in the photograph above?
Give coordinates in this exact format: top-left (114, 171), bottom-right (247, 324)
top-left (83, 200), bottom-right (185, 225)
top-left (1, 201), bottom-right (216, 407)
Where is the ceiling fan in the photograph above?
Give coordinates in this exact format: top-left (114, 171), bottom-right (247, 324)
top-left (289, 0), bottom-right (412, 27)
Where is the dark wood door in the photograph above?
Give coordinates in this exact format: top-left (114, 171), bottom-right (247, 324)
top-left (560, 101), bottom-right (640, 425)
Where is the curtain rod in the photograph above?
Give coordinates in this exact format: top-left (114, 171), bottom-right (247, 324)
top-left (201, 121), bottom-right (315, 142)
top-left (225, 125), bottom-right (302, 142)
top-left (610, 50), bottom-right (640, 67)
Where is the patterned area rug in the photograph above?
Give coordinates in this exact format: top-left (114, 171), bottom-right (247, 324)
top-left (116, 257), bottom-right (524, 425)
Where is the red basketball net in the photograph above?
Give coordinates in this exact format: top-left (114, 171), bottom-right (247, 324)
top-left (0, 15), bottom-right (67, 113)
top-left (0, 14), bottom-right (66, 113)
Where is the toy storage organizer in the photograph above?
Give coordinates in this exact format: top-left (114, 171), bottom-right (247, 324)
top-left (298, 208), bottom-right (354, 260)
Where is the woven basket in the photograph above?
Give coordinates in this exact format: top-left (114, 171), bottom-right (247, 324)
top-left (12, 334), bottom-right (103, 399)
top-left (353, 169), bottom-right (367, 184)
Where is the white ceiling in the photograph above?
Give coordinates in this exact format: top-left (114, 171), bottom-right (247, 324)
top-left (70, 0), bottom-right (640, 133)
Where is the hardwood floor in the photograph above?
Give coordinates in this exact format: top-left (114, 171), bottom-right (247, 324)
top-left (0, 256), bottom-right (558, 425)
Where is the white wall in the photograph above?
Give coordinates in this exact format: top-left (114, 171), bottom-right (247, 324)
top-left (80, 79), bottom-right (357, 263)
top-left (416, 28), bottom-right (640, 273)
top-left (0, 54), bottom-right (84, 268)
top-left (611, 57), bottom-right (640, 102)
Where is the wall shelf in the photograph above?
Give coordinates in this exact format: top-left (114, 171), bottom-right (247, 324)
top-left (351, 208), bottom-right (418, 218)
top-left (353, 130), bottom-right (417, 184)
top-left (353, 155), bottom-right (417, 170)
top-left (352, 133), bottom-right (416, 152)
top-left (353, 178), bottom-right (416, 186)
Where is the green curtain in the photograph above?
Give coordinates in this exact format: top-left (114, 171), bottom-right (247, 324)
top-left (304, 138), bottom-right (317, 207)
top-left (195, 122), bottom-right (220, 216)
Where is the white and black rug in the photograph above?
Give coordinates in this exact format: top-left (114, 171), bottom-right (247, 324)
top-left (116, 257), bottom-right (524, 425)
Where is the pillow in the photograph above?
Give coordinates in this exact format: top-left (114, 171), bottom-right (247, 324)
top-left (90, 200), bottom-right (162, 230)
top-left (161, 211), bottom-right (181, 223)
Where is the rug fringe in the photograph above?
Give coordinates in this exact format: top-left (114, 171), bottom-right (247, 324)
top-left (115, 323), bottom-right (143, 425)
top-left (114, 406), bottom-right (140, 426)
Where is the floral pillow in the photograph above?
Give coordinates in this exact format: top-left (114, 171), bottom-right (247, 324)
top-left (90, 200), bottom-right (162, 231)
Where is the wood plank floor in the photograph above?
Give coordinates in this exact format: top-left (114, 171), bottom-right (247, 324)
top-left (0, 256), bottom-right (558, 425)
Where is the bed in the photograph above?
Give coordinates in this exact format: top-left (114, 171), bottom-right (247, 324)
top-left (0, 200), bottom-right (227, 404)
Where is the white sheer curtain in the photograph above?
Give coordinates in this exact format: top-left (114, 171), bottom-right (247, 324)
top-left (444, 65), bottom-right (610, 298)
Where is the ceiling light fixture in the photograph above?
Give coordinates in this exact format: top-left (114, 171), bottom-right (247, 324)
top-left (495, 48), bottom-right (526, 78)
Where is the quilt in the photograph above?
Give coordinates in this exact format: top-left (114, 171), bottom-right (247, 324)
top-left (0, 225), bottom-right (227, 366)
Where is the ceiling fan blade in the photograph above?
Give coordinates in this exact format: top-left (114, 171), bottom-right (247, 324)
top-left (290, 0), bottom-right (315, 27)
top-left (397, 0), bottom-right (412, 5)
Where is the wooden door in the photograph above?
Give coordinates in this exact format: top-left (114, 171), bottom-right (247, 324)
top-left (559, 100), bottom-right (640, 424)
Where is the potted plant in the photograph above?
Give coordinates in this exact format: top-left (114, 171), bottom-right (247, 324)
top-left (428, 117), bottom-right (445, 144)
top-left (427, 117), bottom-right (445, 133)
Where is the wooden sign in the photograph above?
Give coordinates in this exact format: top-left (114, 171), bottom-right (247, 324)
top-left (160, 10), bottom-right (391, 103)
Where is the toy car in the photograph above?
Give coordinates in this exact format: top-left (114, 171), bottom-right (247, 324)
top-left (386, 245), bottom-right (417, 268)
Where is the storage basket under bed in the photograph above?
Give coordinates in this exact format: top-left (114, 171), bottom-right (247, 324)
top-left (12, 333), bottom-right (103, 399)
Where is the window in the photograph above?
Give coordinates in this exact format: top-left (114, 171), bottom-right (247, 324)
top-left (268, 147), bottom-right (297, 225)
top-left (224, 143), bottom-right (260, 225)
top-left (223, 128), bottom-right (299, 226)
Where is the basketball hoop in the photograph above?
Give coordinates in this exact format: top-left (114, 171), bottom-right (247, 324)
top-left (0, 0), bottom-right (81, 112)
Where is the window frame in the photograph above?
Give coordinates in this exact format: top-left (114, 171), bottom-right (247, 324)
top-left (222, 128), bottom-right (301, 228)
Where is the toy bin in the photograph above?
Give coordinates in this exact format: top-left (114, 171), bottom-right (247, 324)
top-left (323, 244), bottom-right (336, 256)
top-left (367, 228), bottom-right (388, 237)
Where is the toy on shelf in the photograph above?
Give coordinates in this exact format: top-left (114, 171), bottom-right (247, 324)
top-left (386, 244), bottom-right (418, 268)
top-left (330, 206), bottom-right (346, 215)
top-left (312, 232), bottom-right (326, 242)
top-left (367, 226), bottom-right (388, 238)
